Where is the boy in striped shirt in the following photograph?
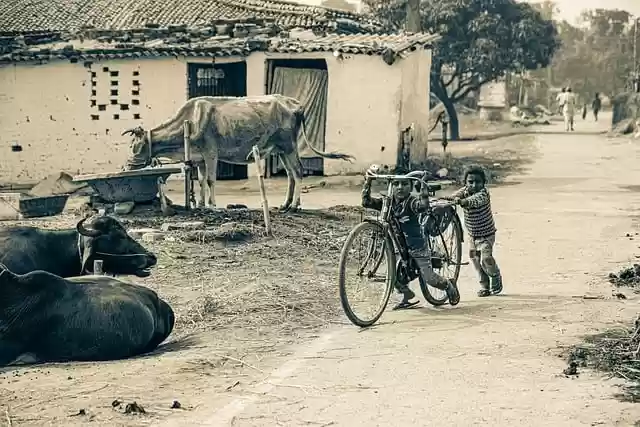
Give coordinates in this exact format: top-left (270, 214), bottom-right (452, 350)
top-left (445, 165), bottom-right (503, 297)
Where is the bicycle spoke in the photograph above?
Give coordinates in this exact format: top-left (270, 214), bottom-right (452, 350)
top-left (339, 222), bottom-right (394, 327)
top-left (421, 214), bottom-right (463, 306)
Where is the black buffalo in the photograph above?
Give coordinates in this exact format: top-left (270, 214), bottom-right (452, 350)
top-left (0, 215), bottom-right (157, 278)
top-left (0, 265), bottom-right (174, 366)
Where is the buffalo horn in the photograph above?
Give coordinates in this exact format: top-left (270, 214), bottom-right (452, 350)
top-left (76, 217), bottom-right (102, 237)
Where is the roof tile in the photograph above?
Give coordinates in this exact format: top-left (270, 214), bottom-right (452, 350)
top-left (0, 29), bottom-right (440, 65)
top-left (0, 0), bottom-right (383, 34)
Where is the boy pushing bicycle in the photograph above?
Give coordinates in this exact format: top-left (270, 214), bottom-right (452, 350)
top-left (443, 165), bottom-right (503, 297)
top-left (361, 174), bottom-right (460, 309)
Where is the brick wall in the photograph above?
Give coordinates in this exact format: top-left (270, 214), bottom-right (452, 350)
top-left (0, 51), bottom-right (420, 185)
top-left (0, 58), bottom-right (187, 185)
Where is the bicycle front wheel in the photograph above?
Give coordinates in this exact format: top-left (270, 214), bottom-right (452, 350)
top-left (338, 221), bottom-right (395, 327)
top-left (420, 214), bottom-right (464, 306)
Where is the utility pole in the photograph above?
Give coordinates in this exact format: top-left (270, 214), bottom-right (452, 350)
top-left (406, 0), bottom-right (423, 162)
top-left (543, 1), bottom-right (554, 108)
top-left (635, 18), bottom-right (639, 92)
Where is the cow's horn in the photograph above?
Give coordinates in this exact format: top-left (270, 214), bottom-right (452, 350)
top-left (76, 217), bottom-right (102, 237)
top-left (122, 128), bottom-right (134, 136)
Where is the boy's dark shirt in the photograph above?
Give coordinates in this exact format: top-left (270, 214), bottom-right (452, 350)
top-left (361, 185), bottom-right (429, 251)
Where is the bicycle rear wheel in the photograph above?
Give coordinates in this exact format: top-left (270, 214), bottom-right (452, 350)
top-left (420, 214), bottom-right (463, 306)
top-left (338, 221), bottom-right (395, 327)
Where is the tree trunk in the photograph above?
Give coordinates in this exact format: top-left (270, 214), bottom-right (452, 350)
top-left (442, 97), bottom-right (461, 141)
top-left (406, 0), bottom-right (421, 32)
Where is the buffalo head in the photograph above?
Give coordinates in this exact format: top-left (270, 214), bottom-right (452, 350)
top-left (76, 216), bottom-right (157, 277)
top-left (122, 126), bottom-right (151, 170)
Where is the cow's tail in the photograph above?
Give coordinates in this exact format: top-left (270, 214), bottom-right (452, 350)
top-left (297, 112), bottom-right (355, 163)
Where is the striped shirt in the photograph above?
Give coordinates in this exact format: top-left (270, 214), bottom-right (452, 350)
top-left (450, 187), bottom-right (496, 238)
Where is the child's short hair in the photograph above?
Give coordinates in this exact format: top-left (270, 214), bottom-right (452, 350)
top-left (463, 165), bottom-right (487, 184)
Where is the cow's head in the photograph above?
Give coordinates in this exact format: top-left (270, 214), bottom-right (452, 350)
top-left (122, 126), bottom-right (151, 170)
top-left (76, 216), bottom-right (157, 277)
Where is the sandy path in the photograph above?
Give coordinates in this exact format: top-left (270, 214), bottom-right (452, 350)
top-left (158, 115), bottom-right (640, 426)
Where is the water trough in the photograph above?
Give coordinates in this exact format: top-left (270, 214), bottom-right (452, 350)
top-left (73, 166), bottom-right (182, 204)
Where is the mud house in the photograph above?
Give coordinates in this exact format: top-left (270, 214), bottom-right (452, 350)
top-left (0, 0), bottom-right (438, 186)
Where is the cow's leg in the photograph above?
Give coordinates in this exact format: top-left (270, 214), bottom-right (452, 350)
top-left (277, 154), bottom-right (294, 211)
top-left (196, 162), bottom-right (207, 208)
top-left (279, 151), bottom-right (303, 212)
top-left (204, 155), bottom-right (218, 208)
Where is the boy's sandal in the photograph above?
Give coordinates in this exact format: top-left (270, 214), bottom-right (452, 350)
top-left (393, 300), bottom-right (420, 310)
top-left (477, 289), bottom-right (491, 297)
top-left (491, 280), bottom-right (503, 295)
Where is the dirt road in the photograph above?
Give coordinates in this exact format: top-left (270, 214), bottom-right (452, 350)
top-left (157, 116), bottom-right (640, 426)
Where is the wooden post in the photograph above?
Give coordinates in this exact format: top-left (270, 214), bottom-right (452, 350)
top-left (93, 260), bottom-right (104, 275)
top-left (157, 176), bottom-right (175, 216)
top-left (183, 120), bottom-right (192, 210)
top-left (252, 145), bottom-right (272, 237)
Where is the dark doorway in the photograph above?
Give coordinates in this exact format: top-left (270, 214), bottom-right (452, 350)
top-left (265, 58), bottom-right (329, 178)
top-left (187, 61), bottom-right (248, 180)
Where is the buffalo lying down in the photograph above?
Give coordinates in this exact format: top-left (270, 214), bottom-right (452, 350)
top-left (0, 265), bottom-right (174, 366)
top-left (0, 215), bottom-right (157, 278)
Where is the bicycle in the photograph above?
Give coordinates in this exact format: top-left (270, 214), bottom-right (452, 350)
top-left (338, 166), bottom-right (465, 327)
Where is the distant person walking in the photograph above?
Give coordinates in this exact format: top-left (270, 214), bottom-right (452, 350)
top-left (555, 87), bottom-right (566, 115)
top-left (562, 87), bottom-right (576, 131)
top-left (592, 92), bottom-right (601, 121)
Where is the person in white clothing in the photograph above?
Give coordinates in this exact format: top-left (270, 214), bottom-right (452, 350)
top-left (555, 87), bottom-right (566, 114)
top-left (562, 87), bottom-right (576, 131)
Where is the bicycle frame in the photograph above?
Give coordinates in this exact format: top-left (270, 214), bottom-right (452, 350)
top-left (339, 169), bottom-right (468, 326)
top-left (363, 170), bottom-right (442, 280)
top-left (365, 169), bottom-right (468, 274)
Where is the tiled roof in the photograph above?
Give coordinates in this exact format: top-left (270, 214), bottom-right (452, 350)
top-left (0, 28), bottom-right (440, 65)
top-left (0, 0), bottom-right (383, 34)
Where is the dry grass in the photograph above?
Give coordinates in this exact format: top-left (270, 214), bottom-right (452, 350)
top-left (120, 207), bottom-right (362, 344)
top-left (567, 319), bottom-right (640, 402)
top-left (608, 264), bottom-right (640, 293)
top-left (565, 264), bottom-right (640, 403)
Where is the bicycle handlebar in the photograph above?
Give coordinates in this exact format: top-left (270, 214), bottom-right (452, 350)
top-left (365, 169), bottom-right (428, 182)
top-left (365, 169), bottom-right (443, 191)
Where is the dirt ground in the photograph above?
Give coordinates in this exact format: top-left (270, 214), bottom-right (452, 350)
top-left (0, 206), bottom-right (366, 426)
top-left (2, 112), bottom-right (639, 426)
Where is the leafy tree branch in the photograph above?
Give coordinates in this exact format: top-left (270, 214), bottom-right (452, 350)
top-left (364, 0), bottom-right (560, 140)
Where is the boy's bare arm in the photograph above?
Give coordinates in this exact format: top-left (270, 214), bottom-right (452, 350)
top-left (361, 178), bottom-right (383, 211)
top-left (441, 187), bottom-right (468, 201)
top-left (459, 189), bottom-right (490, 208)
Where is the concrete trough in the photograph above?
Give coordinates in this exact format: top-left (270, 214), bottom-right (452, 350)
top-left (0, 193), bottom-right (69, 220)
top-left (73, 167), bottom-right (182, 204)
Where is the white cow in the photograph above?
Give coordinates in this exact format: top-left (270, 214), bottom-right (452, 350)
top-left (122, 95), bottom-right (354, 212)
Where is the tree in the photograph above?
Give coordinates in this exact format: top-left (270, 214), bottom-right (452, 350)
top-left (534, 8), bottom-right (635, 101)
top-left (365, 0), bottom-right (560, 140)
